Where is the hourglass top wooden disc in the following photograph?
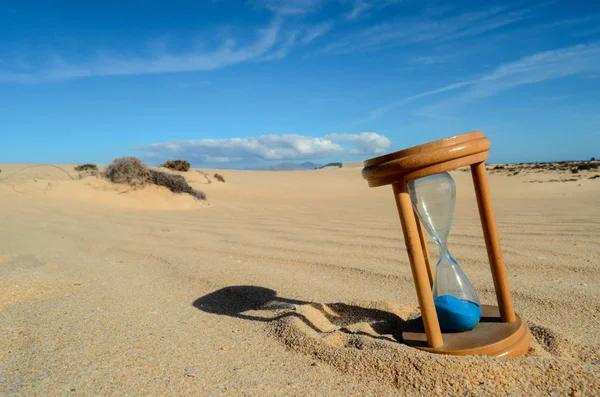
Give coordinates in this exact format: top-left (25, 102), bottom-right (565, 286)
top-left (362, 130), bottom-right (491, 187)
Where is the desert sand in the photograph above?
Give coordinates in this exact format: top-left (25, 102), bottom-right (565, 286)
top-left (0, 162), bottom-right (599, 396)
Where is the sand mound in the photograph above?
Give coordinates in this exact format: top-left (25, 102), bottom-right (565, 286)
top-left (266, 301), bottom-right (599, 396)
top-left (0, 164), bottom-right (210, 210)
top-left (63, 177), bottom-right (209, 210)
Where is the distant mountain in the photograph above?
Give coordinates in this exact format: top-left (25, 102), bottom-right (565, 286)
top-left (262, 161), bottom-right (321, 171)
top-left (246, 161), bottom-right (349, 171)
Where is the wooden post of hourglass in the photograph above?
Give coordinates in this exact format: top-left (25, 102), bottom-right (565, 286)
top-left (361, 130), bottom-right (531, 358)
top-left (393, 182), bottom-right (443, 348)
top-left (415, 214), bottom-right (435, 288)
top-left (471, 162), bottom-right (516, 323)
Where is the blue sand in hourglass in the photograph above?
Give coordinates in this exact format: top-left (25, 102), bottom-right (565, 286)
top-left (433, 295), bottom-right (481, 332)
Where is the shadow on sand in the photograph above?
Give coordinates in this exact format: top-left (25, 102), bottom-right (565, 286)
top-left (192, 285), bottom-right (406, 343)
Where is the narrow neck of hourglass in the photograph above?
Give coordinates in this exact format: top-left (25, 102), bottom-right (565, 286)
top-left (433, 236), bottom-right (451, 259)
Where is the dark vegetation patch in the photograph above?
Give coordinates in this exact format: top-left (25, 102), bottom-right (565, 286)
top-left (214, 173), bottom-right (225, 182)
top-left (485, 159), bottom-right (599, 182)
top-left (160, 160), bottom-right (191, 172)
top-left (150, 169), bottom-right (206, 200)
top-left (103, 157), bottom-right (205, 200)
top-left (103, 157), bottom-right (151, 188)
top-left (74, 164), bottom-right (98, 172)
top-left (316, 162), bottom-right (343, 169)
top-left (527, 179), bottom-right (578, 183)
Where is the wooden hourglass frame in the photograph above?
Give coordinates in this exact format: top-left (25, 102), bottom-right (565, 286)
top-left (361, 131), bottom-right (531, 357)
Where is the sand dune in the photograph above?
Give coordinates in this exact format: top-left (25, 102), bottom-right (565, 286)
top-left (0, 163), bottom-right (598, 396)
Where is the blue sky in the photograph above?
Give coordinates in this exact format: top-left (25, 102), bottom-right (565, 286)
top-left (0, 0), bottom-right (599, 168)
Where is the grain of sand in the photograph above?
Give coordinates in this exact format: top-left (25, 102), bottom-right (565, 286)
top-left (0, 164), bottom-right (598, 396)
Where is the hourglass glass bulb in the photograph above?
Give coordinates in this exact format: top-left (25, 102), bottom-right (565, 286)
top-left (407, 173), bottom-right (455, 250)
top-left (408, 172), bottom-right (481, 332)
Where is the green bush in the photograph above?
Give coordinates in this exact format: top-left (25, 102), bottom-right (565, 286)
top-left (160, 160), bottom-right (191, 172)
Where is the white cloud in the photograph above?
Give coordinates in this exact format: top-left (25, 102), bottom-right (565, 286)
top-left (324, 132), bottom-right (392, 154)
top-left (134, 132), bottom-right (392, 164)
top-left (370, 41), bottom-right (600, 119)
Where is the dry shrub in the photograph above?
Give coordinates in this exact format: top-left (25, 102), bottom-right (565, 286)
top-left (160, 160), bottom-right (191, 172)
top-left (103, 157), bottom-right (205, 200)
top-left (149, 170), bottom-right (206, 200)
top-left (214, 173), bottom-right (225, 182)
top-left (103, 157), bottom-right (152, 188)
top-left (74, 164), bottom-right (98, 172)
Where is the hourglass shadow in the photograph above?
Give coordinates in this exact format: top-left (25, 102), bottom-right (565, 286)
top-left (192, 286), bottom-right (406, 342)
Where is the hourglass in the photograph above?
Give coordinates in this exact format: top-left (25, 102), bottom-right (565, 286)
top-left (408, 172), bottom-right (482, 333)
top-left (361, 131), bottom-right (531, 357)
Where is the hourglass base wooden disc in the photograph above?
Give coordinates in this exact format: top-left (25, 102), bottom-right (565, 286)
top-left (402, 305), bottom-right (531, 357)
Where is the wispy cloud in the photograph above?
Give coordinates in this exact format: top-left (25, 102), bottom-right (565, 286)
top-left (344, 0), bottom-right (403, 20)
top-left (370, 41), bottom-right (600, 119)
top-left (254, 0), bottom-right (324, 16)
top-left (412, 55), bottom-right (445, 65)
top-left (0, 21), bottom-right (283, 83)
top-left (0, 1), bottom-right (336, 84)
top-left (370, 81), bottom-right (474, 119)
top-left (258, 29), bottom-right (299, 60)
top-left (461, 41), bottom-right (600, 97)
top-left (301, 21), bottom-right (334, 44)
top-left (570, 23), bottom-right (600, 38)
top-left (539, 94), bottom-right (574, 101)
top-left (345, 0), bottom-right (371, 20)
top-left (319, 3), bottom-right (537, 54)
top-left (134, 132), bottom-right (391, 164)
top-left (256, 0), bottom-right (397, 20)
top-left (0, 71), bottom-right (36, 84)
top-left (174, 80), bottom-right (211, 89)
